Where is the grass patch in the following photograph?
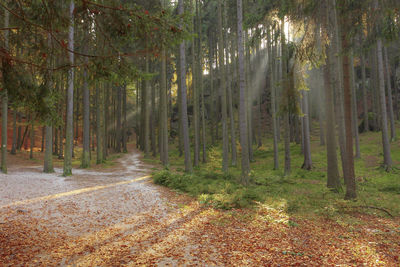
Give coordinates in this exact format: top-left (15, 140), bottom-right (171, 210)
top-left (151, 124), bottom-right (400, 220)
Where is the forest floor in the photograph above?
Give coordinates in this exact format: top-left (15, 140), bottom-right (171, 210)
top-left (0, 144), bottom-right (399, 266)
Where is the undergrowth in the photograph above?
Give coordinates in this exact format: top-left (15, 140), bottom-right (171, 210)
top-left (152, 123), bottom-right (400, 220)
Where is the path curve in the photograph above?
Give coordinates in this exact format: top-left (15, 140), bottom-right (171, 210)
top-left (0, 150), bottom-right (201, 266)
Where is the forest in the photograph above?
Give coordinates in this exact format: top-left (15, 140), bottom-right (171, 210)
top-left (1, 0), bottom-right (400, 265)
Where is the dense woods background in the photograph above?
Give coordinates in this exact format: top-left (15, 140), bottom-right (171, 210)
top-left (1, 0), bottom-right (400, 201)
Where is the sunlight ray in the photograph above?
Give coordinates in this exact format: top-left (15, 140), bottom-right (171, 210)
top-left (0, 175), bottom-right (151, 209)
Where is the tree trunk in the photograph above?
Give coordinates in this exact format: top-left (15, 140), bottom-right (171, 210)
top-left (179, 0), bottom-right (193, 173)
top-left (227, 31), bottom-right (237, 166)
top-left (376, 23), bottom-right (393, 170)
top-left (237, 0), bottom-right (250, 184)
top-left (218, 0), bottom-right (229, 172)
top-left (324, 35), bottom-right (341, 191)
top-left (1, 7), bottom-right (9, 173)
top-left (122, 84), bottom-right (128, 153)
top-left (44, 34), bottom-right (54, 173)
top-left (209, 36), bottom-right (216, 146)
top-left (116, 85), bottom-right (122, 153)
top-left (160, 46), bottom-right (168, 165)
top-left (103, 85), bottom-right (108, 159)
top-left (350, 53), bottom-right (360, 159)
top-left (144, 55), bottom-right (150, 157)
top-left (17, 114), bottom-right (22, 152)
top-left (63, 0), bottom-right (75, 176)
top-left (81, 42), bottom-right (90, 168)
top-left (192, 6), bottom-right (200, 167)
top-left (269, 28), bottom-right (279, 170)
top-left (360, 35), bottom-right (369, 132)
top-left (11, 109), bottom-right (17, 155)
top-left (30, 120), bottom-right (34, 159)
top-left (197, 0), bottom-right (207, 163)
top-left (96, 83), bottom-right (103, 164)
top-left (245, 32), bottom-right (254, 162)
top-left (281, 20), bottom-right (291, 176)
top-left (383, 46), bottom-right (396, 141)
top-left (301, 90), bottom-right (312, 170)
top-left (341, 14), bottom-right (357, 200)
top-left (177, 48), bottom-right (183, 157)
top-left (104, 85), bottom-right (110, 157)
top-left (316, 24), bottom-right (325, 146)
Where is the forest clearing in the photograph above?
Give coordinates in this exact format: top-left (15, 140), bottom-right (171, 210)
top-left (1, 0), bottom-right (400, 266)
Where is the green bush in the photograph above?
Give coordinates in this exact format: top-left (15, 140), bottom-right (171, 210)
top-left (152, 169), bottom-right (266, 209)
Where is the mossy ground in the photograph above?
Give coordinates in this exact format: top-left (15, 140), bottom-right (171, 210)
top-left (151, 122), bottom-right (400, 220)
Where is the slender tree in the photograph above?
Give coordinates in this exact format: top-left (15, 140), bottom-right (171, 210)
top-left (301, 89), bottom-right (312, 170)
top-left (44, 35), bottom-right (54, 173)
top-left (350, 53), bottom-right (360, 159)
top-left (375, 5), bottom-right (393, 171)
top-left (178, 0), bottom-right (193, 173)
top-left (340, 6), bottom-right (356, 199)
top-left (268, 27), bottom-right (279, 170)
top-left (383, 46), bottom-right (396, 141)
top-left (81, 23), bottom-right (90, 168)
top-left (360, 34), bottom-right (369, 132)
top-left (160, 33), bottom-right (169, 165)
top-left (281, 19), bottom-right (291, 176)
top-left (218, 0), bottom-right (229, 172)
top-left (96, 82), bottom-right (103, 164)
top-left (63, 0), bottom-right (75, 176)
top-left (1, 6), bottom-right (10, 173)
top-left (237, 0), bottom-right (250, 184)
top-left (197, 0), bottom-right (207, 163)
top-left (11, 109), bottom-right (17, 155)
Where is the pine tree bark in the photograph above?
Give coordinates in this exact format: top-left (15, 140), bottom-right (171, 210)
top-left (209, 35), bottom-right (216, 146)
top-left (350, 53), bottom-right (360, 159)
top-left (341, 14), bottom-right (357, 200)
top-left (360, 35), bottom-right (369, 132)
top-left (63, 0), bottom-right (75, 176)
top-left (1, 6), bottom-right (9, 173)
top-left (375, 21), bottom-right (393, 170)
top-left (227, 32), bottom-right (237, 166)
top-left (116, 85), bottom-right (122, 153)
top-left (197, 0), bottom-right (207, 163)
top-left (332, 0), bottom-right (348, 183)
top-left (281, 20), bottom-right (291, 176)
top-left (96, 82), bottom-right (103, 164)
top-left (192, 5), bottom-right (200, 167)
top-left (383, 46), bottom-right (396, 141)
top-left (301, 89), bottom-right (312, 170)
top-left (324, 35), bottom-right (341, 190)
top-left (11, 109), bottom-right (17, 155)
top-left (144, 55), bottom-right (150, 157)
top-left (237, 0), bottom-right (250, 184)
top-left (245, 32), bottom-right (254, 162)
top-left (179, 0), bottom-right (193, 173)
top-left (268, 28), bottom-right (279, 170)
top-left (81, 30), bottom-right (90, 168)
top-left (160, 46), bottom-right (169, 165)
top-left (44, 35), bottom-right (54, 173)
top-left (122, 84), bottom-right (127, 153)
top-left (316, 24), bottom-right (325, 146)
top-left (17, 114), bottom-right (21, 152)
top-left (218, 0), bottom-right (229, 172)
top-left (30, 119), bottom-right (34, 159)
